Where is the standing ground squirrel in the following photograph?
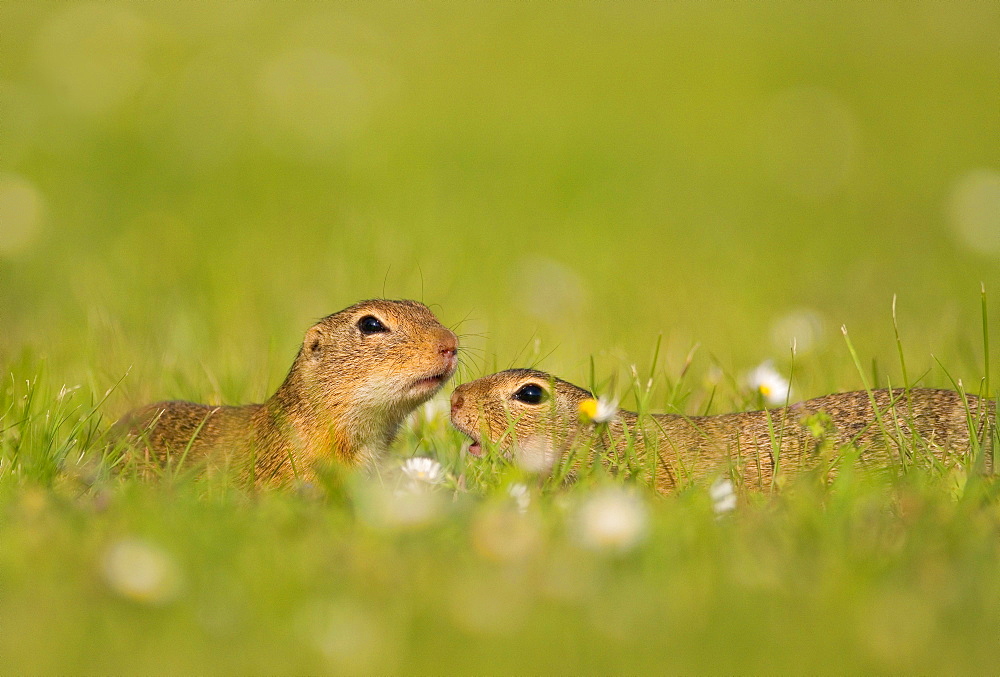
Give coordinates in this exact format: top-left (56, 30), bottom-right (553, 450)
top-left (450, 369), bottom-right (996, 491)
top-left (115, 299), bottom-right (458, 484)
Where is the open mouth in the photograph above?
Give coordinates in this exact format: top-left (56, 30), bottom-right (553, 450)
top-left (467, 438), bottom-right (482, 457)
top-left (410, 370), bottom-right (450, 393)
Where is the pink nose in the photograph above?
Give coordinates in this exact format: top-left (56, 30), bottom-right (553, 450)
top-left (439, 332), bottom-right (458, 358)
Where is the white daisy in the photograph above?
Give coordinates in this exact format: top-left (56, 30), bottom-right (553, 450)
top-left (747, 360), bottom-right (791, 406)
top-left (578, 396), bottom-right (619, 424)
top-left (401, 456), bottom-right (445, 485)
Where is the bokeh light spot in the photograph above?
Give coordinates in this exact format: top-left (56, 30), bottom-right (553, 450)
top-left (101, 538), bottom-right (182, 605)
top-left (947, 169), bottom-right (1000, 255)
top-left (513, 256), bottom-right (588, 325)
top-left (0, 174), bottom-right (45, 257)
top-left (299, 601), bottom-right (398, 674)
top-left (769, 308), bottom-right (826, 354)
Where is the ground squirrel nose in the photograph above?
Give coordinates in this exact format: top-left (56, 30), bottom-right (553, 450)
top-left (439, 332), bottom-right (458, 358)
top-left (450, 390), bottom-right (464, 412)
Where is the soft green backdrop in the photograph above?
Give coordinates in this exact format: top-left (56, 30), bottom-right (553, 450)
top-left (2, 5), bottom-right (1000, 674)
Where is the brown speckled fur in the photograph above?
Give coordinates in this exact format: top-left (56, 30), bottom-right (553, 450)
top-left (450, 369), bottom-right (996, 492)
top-left (114, 300), bottom-right (458, 485)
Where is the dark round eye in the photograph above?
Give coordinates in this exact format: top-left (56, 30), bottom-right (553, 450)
top-left (357, 315), bottom-right (389, 335)
top-left (512, 383), bottom-right (547, 405)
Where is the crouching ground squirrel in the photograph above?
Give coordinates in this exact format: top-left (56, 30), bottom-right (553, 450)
top-left (450, 369), bottom-right (996, 491)
top-left (115, 299), bottom-right (458, 484)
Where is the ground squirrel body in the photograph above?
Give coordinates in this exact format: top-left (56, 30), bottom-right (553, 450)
top-left (450, 369), bottom-right (996, 491)
top-left (116, 299), bottom-right (458, 484)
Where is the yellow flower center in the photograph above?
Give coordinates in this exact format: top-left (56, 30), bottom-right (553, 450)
top-left (578, 398), bottom-right (598, 422)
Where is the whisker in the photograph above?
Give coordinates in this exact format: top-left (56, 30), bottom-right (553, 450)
top-left (449, 311), bottom-right (481, 333)
top-left (456, 355), bottom-right (484, 378)
top-left (456, 332), bottom-right (490, 341)
top-left (508, 330), bottom-right (539, 367)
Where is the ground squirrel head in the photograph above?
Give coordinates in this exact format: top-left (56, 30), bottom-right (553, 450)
top-left (450, 369), bottom-right (595, 458)
top-left (290, 299), bottom-right (458, 425)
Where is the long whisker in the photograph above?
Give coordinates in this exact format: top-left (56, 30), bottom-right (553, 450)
top-left (456, 332), bottom-right (490, 341)
top-left (449, 311), bottom-right (482, 333)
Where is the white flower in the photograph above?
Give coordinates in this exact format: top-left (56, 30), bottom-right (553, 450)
top-left (401, 456), bottom-right (445, 485)
top-left (747, 360), bottom-right (791, 406)
top-left (101, 538), bottom-right (182, 605)
top-left (508, 483), bottom-right (530, 513)
top-left (574, 487), bottom-right (648, 553)
top-left (710, 478), bottom-right (737, 515)
top-left (578, 396), bottom-right (619, 424)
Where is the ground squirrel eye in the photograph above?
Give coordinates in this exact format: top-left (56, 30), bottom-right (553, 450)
top-left (357, 315), bottom-right (388, 335)
top-left (512, 383), bottom-right (547, 405)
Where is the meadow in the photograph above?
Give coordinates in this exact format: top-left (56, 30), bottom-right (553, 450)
top-left (2, 2), bottom-right (1000, 673)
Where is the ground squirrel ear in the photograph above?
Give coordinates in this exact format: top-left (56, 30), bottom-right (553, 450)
top-left (303, 327), bottom-right (324, 357)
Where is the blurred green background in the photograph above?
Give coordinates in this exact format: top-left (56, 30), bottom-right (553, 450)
top-left (3, 4), bottom-right (1000, 674)
top-left (2, 1), bottom-right (999, 408)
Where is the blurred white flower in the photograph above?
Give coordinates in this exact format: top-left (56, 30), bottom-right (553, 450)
top-left (101, 538), bottom-right (182, 605)
top-left (508, 483), bottom-right (530, 513)
top-left (710, 478), bottom-right (737, 516)
top-left (299, 600), bottom-right (398, 673)
top-left (574, 487), bottom-right (648, 554)
top-left (401, 456), bottom-right (444, 486)
top-left (421, 397), bottom-right (451, 421)
top-left (361, 482), bottom-right (444, 530)
top-left (747, 360), bottom-right (791, 406)
top-left (513, 437), bottom-right (559, 474)
top-left (705, 364), bottom-right (725, 387)
top-left (578, 396), bottom-right (618, 424)
top-left (472, 507), bottom-right (543, 563)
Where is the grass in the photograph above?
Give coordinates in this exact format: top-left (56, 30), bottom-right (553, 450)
top-left (1, 324), bottom-right (998, 674)
top-left (2, 2), bottom-right (1000, 674)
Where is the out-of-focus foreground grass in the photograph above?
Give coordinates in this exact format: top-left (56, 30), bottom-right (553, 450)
top-left (2, 2), bottom-right (1000, 673)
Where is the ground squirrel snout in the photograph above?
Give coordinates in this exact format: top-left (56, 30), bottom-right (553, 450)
top-left (115, 299), bottom-right (458, 484)
top-left (451, 369), bottom-right (996, 491)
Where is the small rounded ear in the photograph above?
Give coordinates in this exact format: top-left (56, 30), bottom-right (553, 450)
top-left (303, 326), bottom-right (324, 358)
